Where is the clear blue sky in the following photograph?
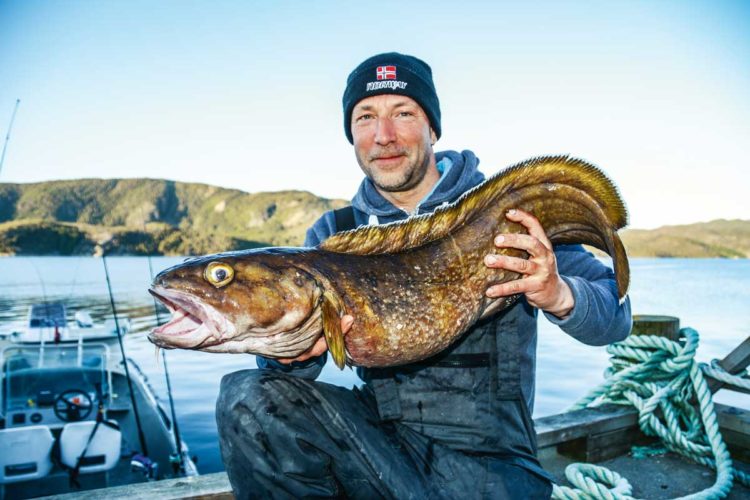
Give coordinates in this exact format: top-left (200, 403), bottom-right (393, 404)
top-left (1, 0), bottom-right (748, 229)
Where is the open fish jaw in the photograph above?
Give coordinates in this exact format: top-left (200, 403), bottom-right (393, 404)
top-left (148, 276), bottom-right (325, 357)
top-left (148, 287), bottom-right (230, 349)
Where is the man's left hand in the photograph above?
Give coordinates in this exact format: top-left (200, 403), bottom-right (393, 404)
top-left (484, 208), bottom-right (574, 319)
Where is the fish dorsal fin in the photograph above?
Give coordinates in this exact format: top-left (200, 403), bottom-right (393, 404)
top-left (320, 155), bottom-right (627, 255)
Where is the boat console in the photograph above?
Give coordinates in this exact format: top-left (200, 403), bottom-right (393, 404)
top-left (2, 344), bottom-right (112, 429)
top-left (1, 343), bottom-right (121, 484)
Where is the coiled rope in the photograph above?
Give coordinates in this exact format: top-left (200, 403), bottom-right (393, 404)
top-left (551, 328), bottom-right (749, 500)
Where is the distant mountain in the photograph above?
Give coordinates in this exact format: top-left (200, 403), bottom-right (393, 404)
top-left (0, 179), bottom-right (747, 257)
top-left (619, 219), bottom-right (750, 258)
top-left (0, 179), bottom-right (347, 255)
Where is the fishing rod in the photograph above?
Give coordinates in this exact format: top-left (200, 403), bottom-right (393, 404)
top-left (28, 259), bottom-right (49, 307)
top-left (0, 98), bottom-right (20, 177)
top-left (101, 252), bottom-right (149, 458)
top-left (28, 259), bottom-right (51, 357)
top-left (147, 253), bottom-right (186, 474)
top-left (139, 205), bottom-right (186, 473)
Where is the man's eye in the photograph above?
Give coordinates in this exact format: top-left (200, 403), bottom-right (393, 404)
top-left (398, 111), bottom-right (414, 117)
top-left (356, 114), bottom-right (373, 122)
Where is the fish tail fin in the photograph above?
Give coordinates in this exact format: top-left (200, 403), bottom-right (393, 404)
top-left (613, 231), bottom-right (630, 303)
top-left (513, 157), bottom-right (630, 300)
top-left (548, 223), bottom-right (630, 301)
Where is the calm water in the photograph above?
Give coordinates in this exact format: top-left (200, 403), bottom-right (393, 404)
top-left (1, 257), bottom-right (748, 473)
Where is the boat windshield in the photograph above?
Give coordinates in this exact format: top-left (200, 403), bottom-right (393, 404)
top-left (29, 303), bottom-right (67, 328)
top-left (2, 344), bottom-right (109, 414)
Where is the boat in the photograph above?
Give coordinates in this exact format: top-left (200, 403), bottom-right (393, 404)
top-left (1, 302), bottom-right (131, 347)
top-left (0, 302), bottom-right (198, 499)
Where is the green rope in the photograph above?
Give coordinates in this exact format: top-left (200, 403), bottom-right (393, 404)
top-left (551, 328), bottom-right (749, 500)
top-left (701, 360), bottom-right (750, 391)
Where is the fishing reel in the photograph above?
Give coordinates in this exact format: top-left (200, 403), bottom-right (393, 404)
top-left (130, 453), bottom-right (159, 480)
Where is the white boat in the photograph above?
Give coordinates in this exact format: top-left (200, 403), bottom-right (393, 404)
top-left (7, 302), bottom-right (131, 345)
top-left (0, 303), bottom-right (198, 499)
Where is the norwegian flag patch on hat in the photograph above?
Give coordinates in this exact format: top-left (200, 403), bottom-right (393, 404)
top-left (376, 66), bottom-right (397, 80)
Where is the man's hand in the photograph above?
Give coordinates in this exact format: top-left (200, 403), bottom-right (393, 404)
top-left (484, 209), bottom-right (574, 319)
top-left (277, 315), bottom-right (354, 365)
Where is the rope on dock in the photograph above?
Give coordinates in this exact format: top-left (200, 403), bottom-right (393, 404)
top-left (702, 360), bottom-right (750, 391)
top-left (552, 328), bottom-right (749, 500)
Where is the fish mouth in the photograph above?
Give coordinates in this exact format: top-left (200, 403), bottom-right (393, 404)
top-left (148, 287), bottom-right (232, 349)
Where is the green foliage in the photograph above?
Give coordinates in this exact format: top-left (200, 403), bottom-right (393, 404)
top-left (0, 178), bottom-right (346, 255)
top-left (0, 184), bottom-right (20, 222)
top-left (154, 228), bottom-right (268, 255)
top-left (0, 220), bottom-right (92, 255)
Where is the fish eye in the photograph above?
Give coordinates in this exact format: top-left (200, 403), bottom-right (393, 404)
top-left (204, 262), bottom-right (234, 288)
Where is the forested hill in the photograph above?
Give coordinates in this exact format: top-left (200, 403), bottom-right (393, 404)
top-left (0, 179), bottom-right (747, 257)
top-left (619, 219), bottom-right (750, 258)
top-left (0, 178), bottom-right (347, 255)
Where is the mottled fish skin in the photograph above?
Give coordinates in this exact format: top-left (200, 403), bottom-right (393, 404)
top-left (306, 213), bottom-right (529, 367)
top-left (149, 156), bottom-right (629, 368)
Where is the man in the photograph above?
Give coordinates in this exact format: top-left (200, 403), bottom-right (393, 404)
top-left (216, 52), bottom-right (632, 499)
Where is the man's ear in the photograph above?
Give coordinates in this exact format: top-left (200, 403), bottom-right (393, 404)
top-left (430, 128), bottom-right (437, 146)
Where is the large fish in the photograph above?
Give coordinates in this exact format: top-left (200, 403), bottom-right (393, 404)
top-left (148, 156), bottom-right (629, 368)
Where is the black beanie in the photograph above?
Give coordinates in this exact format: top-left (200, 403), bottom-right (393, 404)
top-left (342, 52), bottom-right (441, 144)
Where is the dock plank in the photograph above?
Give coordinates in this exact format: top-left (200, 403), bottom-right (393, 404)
top-left (706, 335), bottom-right (750, 394)
top-left (536, 404), bottom-right (746, 447)
top-left (38, 472), bottom-right (233, 500)
top-left (535, 404), bottom-right (638, 449)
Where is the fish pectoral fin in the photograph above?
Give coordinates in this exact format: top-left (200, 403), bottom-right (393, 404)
top-left (321, 291), bottom-right (347, 370)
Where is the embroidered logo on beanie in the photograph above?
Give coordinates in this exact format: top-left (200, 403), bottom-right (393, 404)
top-left (376, 66), bottom-right (396, 80)
top-left (367, 65), bottom-right (408, 91)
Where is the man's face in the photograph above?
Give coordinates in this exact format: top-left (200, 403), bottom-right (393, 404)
top-left (351, 94), bottom-right (437, 193)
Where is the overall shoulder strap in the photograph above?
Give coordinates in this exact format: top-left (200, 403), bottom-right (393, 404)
top-left (333, 206), bottom-right (356, 233)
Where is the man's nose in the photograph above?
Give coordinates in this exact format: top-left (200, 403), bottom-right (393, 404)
top-left (374, 117), bottom-right (396, 145)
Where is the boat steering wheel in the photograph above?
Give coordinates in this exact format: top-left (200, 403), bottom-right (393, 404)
top-left (54, 389), bottom-right (94, 422)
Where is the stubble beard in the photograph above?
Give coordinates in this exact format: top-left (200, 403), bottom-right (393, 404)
top-left (356, 145), bottom-right (432, 194)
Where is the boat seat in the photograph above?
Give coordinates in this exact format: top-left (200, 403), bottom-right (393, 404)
top-left (0, 426), bottom-right (55, 484)
top-left (59, 420), bottom-right (122, 474)
top-left (75, 311), bottom-right (94, 327)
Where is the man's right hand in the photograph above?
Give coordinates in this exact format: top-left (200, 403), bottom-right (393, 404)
top-left (277, 315), bottom-right (354, 365)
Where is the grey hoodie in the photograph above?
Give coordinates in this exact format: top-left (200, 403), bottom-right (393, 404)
top-left (304, 150), bottom-right (484, 244)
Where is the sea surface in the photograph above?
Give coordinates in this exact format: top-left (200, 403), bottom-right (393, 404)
top-left (0, 257), bottom-right (748, 473)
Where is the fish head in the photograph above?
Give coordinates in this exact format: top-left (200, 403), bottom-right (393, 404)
top-left (148, 249), bottom-right (323, 356)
